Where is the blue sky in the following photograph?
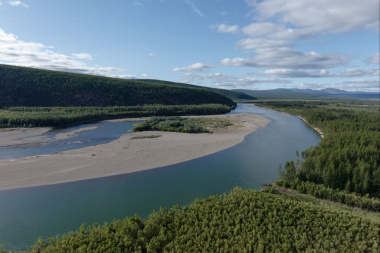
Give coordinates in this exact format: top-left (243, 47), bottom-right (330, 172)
top-left (0, 0), bottom-right (379, 91)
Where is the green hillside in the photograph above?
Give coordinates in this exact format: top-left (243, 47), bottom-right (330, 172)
top-left (0, 65), bottom-right (236, 107)
top-left (28, 188), bottom-right (379, 252)
top-left (140, 79), bottom-right (257, 101)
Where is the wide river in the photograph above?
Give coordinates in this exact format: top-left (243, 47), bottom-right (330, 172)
top-left (0, 104), bottom-right (321, 251)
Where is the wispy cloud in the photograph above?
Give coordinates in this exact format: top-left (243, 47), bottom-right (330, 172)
top-left (172, 62), bottom-right (211, 72)
top-left (220, 48), bottom-right (348, 70)
top-left (211, 24), bottom-right (239, 34)
top-left (0, 28), bottom-right (135, 78)
top-left (185, 0), bottom-right (204, 17)
top-left (220, 11), bottom-right (228, 17)
top-left (255, 68), bottom-right (380, 78)
top-left (71, 53), bottom-right (93, 61)
top-left (8, 0), bottom-right (28, 8)
top-left (179, 73), bottom-right (290, 89)
top-left (134, 1), bottom-right (144, 7)
top-left (368, 53), bottom-right (380, 64)
top-left (213, 0), bottom-right (379, 84)
top-left (296, 79), bottom-right (379, 92)
top-left (148, 53), bottom-right (156, 57)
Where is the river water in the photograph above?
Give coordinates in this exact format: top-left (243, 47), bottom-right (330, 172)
top-left (0, 104), bottom-right (321, 251)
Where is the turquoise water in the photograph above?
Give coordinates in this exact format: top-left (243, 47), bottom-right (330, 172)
top-left (0, 104), bottom-right (321, 251)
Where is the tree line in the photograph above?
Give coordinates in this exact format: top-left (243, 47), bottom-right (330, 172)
top-left (27, 188), bottom-right (379, 252)
top-left (0, 104), bottom-right (233, 128)
top-left (260, 100), bottom-right (380, 198)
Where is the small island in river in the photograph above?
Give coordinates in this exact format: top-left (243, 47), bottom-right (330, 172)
top-left (0, 113), bottom-right (269, 190)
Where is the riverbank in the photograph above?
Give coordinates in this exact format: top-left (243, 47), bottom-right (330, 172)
top-left (297, 116), bottom-right (324, 139)
top-left (0, 113), bottom-right (269, 190)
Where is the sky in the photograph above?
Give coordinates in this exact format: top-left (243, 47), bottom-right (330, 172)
top-left (0, 0), bottom-right (379, 92)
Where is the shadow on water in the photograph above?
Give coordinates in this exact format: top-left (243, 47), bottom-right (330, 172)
top-left (0, 104), bottom-right (321, 251)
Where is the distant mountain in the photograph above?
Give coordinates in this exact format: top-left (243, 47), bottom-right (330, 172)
top-left (235, 88), bottom-right (379, 100)
top-left (0, 65), bottom-right (236, 107)
top-left (139, 79), bottom-right (256, 101)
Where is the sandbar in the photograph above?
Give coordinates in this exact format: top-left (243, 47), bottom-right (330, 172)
top-left (0, 113), bottom-right (269, 190)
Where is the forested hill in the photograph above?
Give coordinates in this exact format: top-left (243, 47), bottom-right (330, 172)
top-left (139, 79), bottom-right (256, 101)
top-left (0, 65), bottom-right (236, 107)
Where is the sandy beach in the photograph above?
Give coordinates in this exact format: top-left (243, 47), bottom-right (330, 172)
top-left (0, 113), bottom-right (269, 190)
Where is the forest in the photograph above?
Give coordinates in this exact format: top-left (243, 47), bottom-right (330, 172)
top-left (25, 188), bottom-right (379, 252)
top-left (0, 65), bottom-right (236, 107)
top-left (0, 104), bottom-right (232, 128)
top-left (258, 100), bottom-right (380, 201)
top-left (139, 79), bottom-right (256, 101)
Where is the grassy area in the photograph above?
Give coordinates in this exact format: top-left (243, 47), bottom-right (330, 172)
top-left (132, 116), bottom-right (233, 133)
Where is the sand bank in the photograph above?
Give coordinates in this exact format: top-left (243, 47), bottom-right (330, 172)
top-left (0, 113), bottom-right (269, 190)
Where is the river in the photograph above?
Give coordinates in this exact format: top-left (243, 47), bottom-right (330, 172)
top-left (0, 104), bottom-right (321, 251)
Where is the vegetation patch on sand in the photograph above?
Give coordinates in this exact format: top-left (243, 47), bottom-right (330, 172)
top-left (131, 135), bottom-right (162, 140)
top-left (133, 116), bottom-right (233, 133)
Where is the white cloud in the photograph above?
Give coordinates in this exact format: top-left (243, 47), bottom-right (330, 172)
top-left (8, 0), bottom-right (28, 8)
top-left (172, 62), bottom-right (211, 72)
top-left (0, 28), bottom-right (135, 77)
top-left (179, 72), bottom-right (290, 88)
top-left (141, 73), bottom-right (149, 77)
top-left (296, 79), bottom-right (379, 92)
top-left (220, 48), bottom-right (348, 69)
top-left (253, 0), bottom-right (379, 34)
top-left (113, 74), bottom-right (137, 79)
top-left (216, 0), bottom-right (379, 78)
top-left (148, 53), bottom-right (155, 57)
top-left (236, 38), bottom-right (291, 50)
top-left (211, 24), bottom-right (239, 34)
top-left (368, 53), bottom-right (380, 64)
top-left (256, 68), bottom-right (380, 78)
top-left (185, 0), bottom-right (204, 17)
top-left (71, 53), bottom-right (93, 61)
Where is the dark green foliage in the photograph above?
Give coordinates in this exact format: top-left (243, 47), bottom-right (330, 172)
top-left (277, 180), bottom-right (380, 212)
top-left (139, 79), bottom-right (257, 101)
top-left (31, 188), bottom-right (379, 252)
top-left (133, 116), bottom-right (232, 133)
top-left (0, 64), bottom-right (236, 107)
top-left (0, 104), bottom-right (232, 128)
top-left (263, 100), bottom-right (380, 198)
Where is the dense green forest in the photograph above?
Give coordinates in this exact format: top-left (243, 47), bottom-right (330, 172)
top-left (0, 65), bottom-right (235, 107)
top-left (259, 100), bottom-right (380, 199)
top-left (133, 116), bottom-right (232, 133)
top-left (140, 79), bottom-right (256, 101)
top-left (0, 104), bottom-right (232, 128)
top-left (24, 188), bottom-right (378, 252)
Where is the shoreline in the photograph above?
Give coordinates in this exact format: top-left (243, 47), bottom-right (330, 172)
top-left (0, 113), bottom-right (269, 191)
top-left (297, 116), bottom-right (324, 139)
